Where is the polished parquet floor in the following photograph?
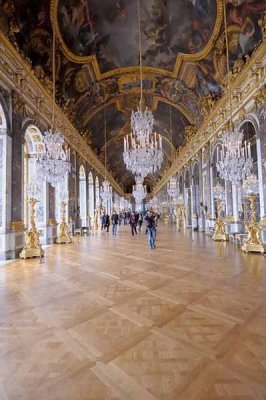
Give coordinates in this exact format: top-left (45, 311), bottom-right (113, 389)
top-left (0, 224), bottom-right (266, 400)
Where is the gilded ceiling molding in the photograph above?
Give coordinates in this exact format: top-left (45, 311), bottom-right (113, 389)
top-left (83, 95), bottom-right (194, 128)
top-left (152, 40), bottom-right (266, 195)
top-left (0, 30), bottom-right (124, 196)
top-left (51, 0), bottom-right (223, 80)
top-left (152, 97), bottom-right (193, 125)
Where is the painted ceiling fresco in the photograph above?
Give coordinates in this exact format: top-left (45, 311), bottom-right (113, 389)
top-left (1, 0), bottom-right (266, 191)
top-left (57, 0), bottom-right (217, 73)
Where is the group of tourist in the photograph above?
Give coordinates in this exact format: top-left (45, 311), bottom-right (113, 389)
top-left (100, 210), bottom-right (159, 249)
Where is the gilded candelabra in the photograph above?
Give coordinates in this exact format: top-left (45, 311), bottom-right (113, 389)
top-left (19, 198), bottom-right (44, 259)
top-left (94, 207), bottom-right (100, 231)
top-left (175, 204), bottom-right (186, 231)
top-left (212, 199), bottom-right (227, 242)
top-left (56, 202), bottom-right (71, 244)
top-left (242, 195), bottom-right (265, 254)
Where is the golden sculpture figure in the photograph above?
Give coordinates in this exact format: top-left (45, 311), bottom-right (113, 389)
top-left (182, 205), bottom-right (187, 230)
top-left (242, 195), bottom-right (265, 254)
top-left (56, 202), bottom-right (71, 244)
top-left (19, 198), bottom-right (44, 259)
top-left (94, 208), bottom-right (99, 231)
top-left (212, 199), bottom-right (227, 241)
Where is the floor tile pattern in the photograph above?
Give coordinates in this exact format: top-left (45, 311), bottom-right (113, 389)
top-left (0, 224), bottom-right (266, 399)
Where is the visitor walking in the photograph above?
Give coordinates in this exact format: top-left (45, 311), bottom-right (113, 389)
top-left (138, 212), bottom-right (143, 232)
top-left (100, 212), bottom-right (106, 230)
top-left (111, 211), bottom-right (119, 235)
top-left (129, 212), bottom-right (137, 236)
top-left (145, 211), bottom-right (157, 249)
top-left (105, 214), bottom-right (110, 232)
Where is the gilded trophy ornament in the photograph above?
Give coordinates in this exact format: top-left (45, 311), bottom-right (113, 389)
top-left (19, 198), bottom-right (44, 259)
top-left (93, 208), bottom-right (100, 231)
top-left (212, 199), bottom-right (227, 242)
top-left (56, 202), bottom-right (72, 244)
top-left (242, 195), bottom-right (265, 254)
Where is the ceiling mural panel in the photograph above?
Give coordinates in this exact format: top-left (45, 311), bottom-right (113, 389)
top-left (86, 103), bottom-right (127, 153)
top-left (56, 0), bottom-right (217, 73)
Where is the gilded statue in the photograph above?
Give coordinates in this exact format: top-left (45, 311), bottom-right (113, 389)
top-left (242, 195), bottom-right (265, 253)
top-left (213, 199), bottom-right (227, 241)
top-left (20, 199), bottom-right (44, 259)
top-left (56, 202), bottom-right (71, 244)
top-left (94, 208), bottom-right (99, 231)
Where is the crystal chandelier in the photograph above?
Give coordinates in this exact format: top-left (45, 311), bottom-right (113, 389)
top-left (166, 107), bottom-right (178, 199)
top-left (216, 1), bottom-right (253, 185)
top-left (37, 130), bottom-right (71, 188)
top-left (213, 182), bottom-right (225, 200)
top-left (150, 195), bottom-right (159, 209)
top-left (133, 176), bottom-right (147, 203)
top-left (123, 0), bottom-right (163, 178)
top-left (100, 91), bottom-right (112, 204)
top-left (167, 176), bottom-right (179, 198)
top-left (59, 188), bottom-right (69, 203)
top-left (216, 129), bottom-right (253, 184)
top-left (242, 173), bottom-right (259, 196)
top-left (37, 25), bottom-right (70, 188)
top-left (27, 179), bottom-right (41, 201)
top-left (100, 180), bottom-right (112, 203)
top-left (123, 125), bottom-right (163, 177)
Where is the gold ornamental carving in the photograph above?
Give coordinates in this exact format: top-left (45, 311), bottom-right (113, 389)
top-left (242, 195), bottom-right (265, 254)
top-left (10, 220), bottom-right (24, 231)
top-left (258, 12), bottom-right (266, 39)
top-left (56, 202), bottom-right (72, 244)
top-left (175, 204), bottom-right (186, 231)
top-left (19, 199), bottom-right (44, 259)
top-left (93, 208), bottom-right (100, 232)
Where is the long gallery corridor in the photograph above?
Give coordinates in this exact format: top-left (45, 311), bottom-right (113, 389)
top-left (0, 224), bottom-right (266, 400)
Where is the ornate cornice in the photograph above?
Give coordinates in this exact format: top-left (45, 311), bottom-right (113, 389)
top-left (152, 40), bottom-right (266, 195)
top-left (0, 30), bottom-right (124, 195)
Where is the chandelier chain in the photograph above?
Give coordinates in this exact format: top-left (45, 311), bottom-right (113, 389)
top-left (52, 22), bottom-right (56, 131)
top-left (137, 0), bottom-right (143, 108)
top-left (223, 0), bottom-right (233, 128)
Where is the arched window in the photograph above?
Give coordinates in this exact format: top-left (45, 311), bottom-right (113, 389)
top-left (95, 176), bottom-right (100, 208)
top-left (179, 175), bottom-right (183, 195)
top-left (88, 172), bottom-right (94, 219)
top-left (79, 165), bottom-right (86, 225)
top-left (240, 121), bottom-right (259, 220)
top-left (184, 170), bottom-right (191, 225)
top-left (192, 163), bottom-right (200, 218)
top-left (0, 103), bottom-right (7, 234)
top-left (212, 144), bottom-right (225, 218)
top-left (24, 125), bottom-right (46, 228)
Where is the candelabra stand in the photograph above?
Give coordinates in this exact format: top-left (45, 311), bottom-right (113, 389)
top-left (56, 202), bottom-right (71, 244)
top-left (242, 195), bottom-right (265, 254)
top-left (94, 207), bottom-right (100, 232)
top-left (20, 198), bottom-right (44, 259)
top-left (212, 199), bottom-right (227, 242)
top-left (175, 205), bottom-right (182, 231)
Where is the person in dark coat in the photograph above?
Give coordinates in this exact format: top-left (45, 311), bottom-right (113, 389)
top-left (100, 212), bottom-right (106, 230)
top-left (111, 211), bottom-right (119, 235)
top-left (129, 212), bottom-right (137, 236)
top-left (145, 211), bottom-right (157, 249)
top-left (105, 214), bottom-right (110, 232)
top-left (138, 212), bottom-right (143, 232)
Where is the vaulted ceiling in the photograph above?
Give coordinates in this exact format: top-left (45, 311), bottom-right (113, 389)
top-left (1, 0), bottom-right (265, 192)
